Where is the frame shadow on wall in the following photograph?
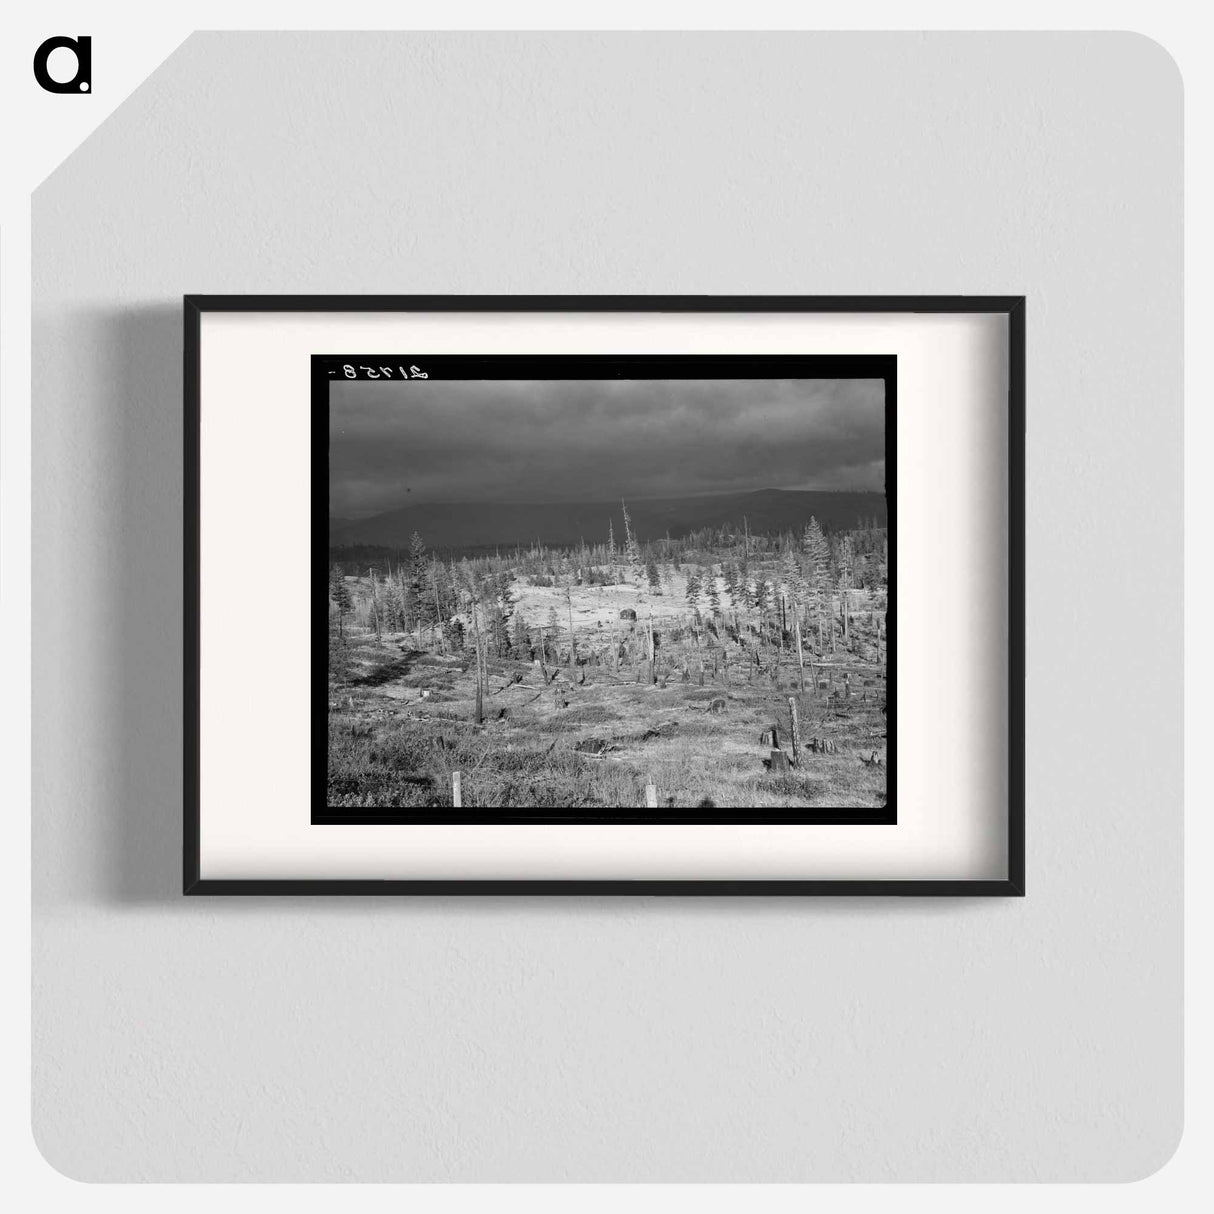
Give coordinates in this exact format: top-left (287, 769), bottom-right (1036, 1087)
top-left (92, 305), bottom-right (186, 904)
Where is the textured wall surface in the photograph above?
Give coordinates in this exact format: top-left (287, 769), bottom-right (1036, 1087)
top-left (32, 33), bottom-right (1182, 1181)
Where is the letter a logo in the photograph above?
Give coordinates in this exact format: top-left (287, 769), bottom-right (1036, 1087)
top-left (34, 36), bottom-right (92, 94)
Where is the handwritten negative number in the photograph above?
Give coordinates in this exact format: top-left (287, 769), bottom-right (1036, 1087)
top-left (340, 364), bottom-right (429, 379)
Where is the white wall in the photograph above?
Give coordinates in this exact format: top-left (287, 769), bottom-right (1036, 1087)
top-left (31, 32), bottom-right (1182, 1181)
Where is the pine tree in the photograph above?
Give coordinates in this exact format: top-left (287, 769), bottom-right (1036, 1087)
top-left (723, 562), bottom-right (738, 604)
top-left (803, 517), bottom-right (832, 651)
top-left (431, 560), bottom-right (453, 626)
top-left (368, 569), bottom-right (383, 639)
top-left (780, 547), bottom-right (803, 606)
top-left (646, 560), bottom-right (661, 595)
top-left (496, 571), bottom-right (514, 627)
top-left (803, 518), bottom-right (828, 570)
top-left (685, 569), bottom-right (702, 610)
top-left (621, 500), bottom-right (641, 584)
top-left (778, 546), bottom-right (804, 643)
top-left (488, 603), bottom-right (509, 658)
top-left (329, 566), bottom-right (352, 640)
top-left (408, 531), bottom-right (436, 633)
top-left (385, 575), bottom-right (405, 632)
top-left (512, 612), bottom-right (530, 658)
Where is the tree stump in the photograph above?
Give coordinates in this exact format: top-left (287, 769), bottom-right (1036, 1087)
top-left (788, 696), bottom-right (802, 767)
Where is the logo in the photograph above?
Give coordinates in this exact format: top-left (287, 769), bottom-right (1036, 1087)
top-left (33, 35), bottom-right (91, 94)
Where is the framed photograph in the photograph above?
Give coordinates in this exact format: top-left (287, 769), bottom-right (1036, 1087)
top-left (185, 296), bottom-right (1024, 894)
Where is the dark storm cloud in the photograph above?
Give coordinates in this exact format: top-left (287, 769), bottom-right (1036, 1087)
top-left (329, 378), bottom-right (884, 517)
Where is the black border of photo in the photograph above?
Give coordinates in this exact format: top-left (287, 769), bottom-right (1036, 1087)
top-left (314, 353), bottom-right (896, 827)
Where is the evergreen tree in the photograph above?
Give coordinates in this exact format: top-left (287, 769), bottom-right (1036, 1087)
top-left (512, 612), bottom-right (530, 658)
top-left (495, 571), bottom-right (514, 628)
top-left (685, 569), bottom-right (702, 610)
top-left (329, 566), bottom-right (352, 640)
top-left (443, 617), bottom-right (466, 651)
top-left (803, 518), bottom-right (830, 587)
top-left (384, 575), bottom-right (406, 632)
top-left (488, 603), bottom-right (509, 657)
top-left (646, 560), bottom-right (661, 595)
top-left (780, 548), bottom-right (803, 608)
top-left (621, 499), bottom-right (642, 584)
top-left (408, 531), bottom-right (436, 632)
top-left (368, 570), bottom-right (383, 639)
top-left (803, 517), bottom-right (832, 649)
top-left (723, 562), bottom-right (738, 604)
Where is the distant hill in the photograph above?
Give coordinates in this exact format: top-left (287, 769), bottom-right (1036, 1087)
top-left (329, 488), bottom-right (886, 553)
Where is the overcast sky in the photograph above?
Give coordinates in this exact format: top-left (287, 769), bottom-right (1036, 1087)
top-left (329, 378), bottom-right (884, 517)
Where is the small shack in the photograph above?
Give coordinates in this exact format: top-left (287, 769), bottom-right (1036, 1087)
top-left (619, 608), bottom-right (637, 623)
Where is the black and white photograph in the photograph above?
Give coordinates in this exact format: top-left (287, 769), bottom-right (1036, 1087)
top-left (317, 354), bottom-right (895, 819)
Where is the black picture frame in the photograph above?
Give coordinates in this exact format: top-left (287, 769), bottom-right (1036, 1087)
top-left (184, 295), bottom-right (1025, 896)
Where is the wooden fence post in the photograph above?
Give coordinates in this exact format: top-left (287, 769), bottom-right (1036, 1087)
top-left (788, 696), bottom-right (802, 767)
top-left (452, 771), bottom-right (462, 808)
top-left (645, 783), bottom-right (658, 808)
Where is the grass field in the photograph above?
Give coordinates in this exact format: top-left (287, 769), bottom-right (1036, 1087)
top-left (326, 572), bottom-right (887, 811)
